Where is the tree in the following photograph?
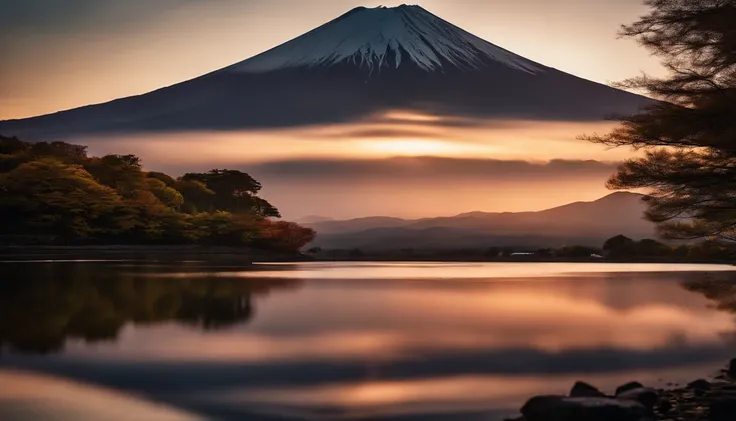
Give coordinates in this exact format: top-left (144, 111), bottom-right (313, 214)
top-left (85, 154), bottom-right (146, 198)
top-left (0, 137), bottom-right (308, 250)
top-left (146, 178), bottom-right (184, 209)
top-left (0, 135), bottom-right (29, 155)
top-left (603, 235), bottom-right (636, 257)
top-left (176, 178), bottom-right (215, 214)
top-left (0, 158), bottom-right (131, 241)
top-left (637, 238), bottom-right (671, 256)
top-left (181, 169), bottom-right (280, 217)
top-left (255, 220), bottom-right (316, 252)
top-left (558, 245), bottom-right (601, 258)
top-left (584, 0), bottom-right (736, 240)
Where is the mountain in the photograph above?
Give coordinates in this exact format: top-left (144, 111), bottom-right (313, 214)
top-left (294, 215), bottom-right (335, 224)
top-left (306, 192), bottom-right (656, 249)
top-left (0, 5), bottom-right (652, 139)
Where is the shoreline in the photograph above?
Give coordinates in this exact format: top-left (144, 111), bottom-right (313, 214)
top-left (0, 245), bottom-right (733, 265)
top-left (507, 359), bottom-right (736, 421)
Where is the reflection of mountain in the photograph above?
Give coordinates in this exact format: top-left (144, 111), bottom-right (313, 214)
top-left (0, 262), bottom-right (299, 354)
top-left (308, 192), bottom-right (655, 249)
top-left (0, 5), bottom-right (651, 138)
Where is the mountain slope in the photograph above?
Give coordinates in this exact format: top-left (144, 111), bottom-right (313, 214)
top-left (0, 5), bottom-right (652, 139)
top-left (226, 5), bottom-right (542, 74)
top-left (307, 192), bottom-right (656, 249)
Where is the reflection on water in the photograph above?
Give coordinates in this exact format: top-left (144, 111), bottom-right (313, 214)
top-left (0, 262), bottom-right (299, 354)
top-left (1, 261), bottom-right (736, 421)
top-left (0, 369), bottom-right (204, 421)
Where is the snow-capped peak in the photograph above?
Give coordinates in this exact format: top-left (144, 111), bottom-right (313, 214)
top-left (226, 5), bottom-right (543, 74)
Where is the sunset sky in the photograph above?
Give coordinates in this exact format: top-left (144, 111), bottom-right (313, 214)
top-left (0, 0), bottom-right (663, 120)
top-left (0, 0), bottom-right (664, 218)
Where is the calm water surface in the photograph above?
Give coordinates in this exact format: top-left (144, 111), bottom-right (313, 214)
top-left (2, 261), bottom-right (736, 421)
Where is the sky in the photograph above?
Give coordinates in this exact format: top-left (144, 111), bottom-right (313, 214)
top-left (0, 0), bottom-right (662, 120)
top-left (0, 0), bottom-right (666, 218)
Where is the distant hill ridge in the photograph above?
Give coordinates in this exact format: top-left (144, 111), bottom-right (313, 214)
top-left (305, 192), bottom-right (655, 250)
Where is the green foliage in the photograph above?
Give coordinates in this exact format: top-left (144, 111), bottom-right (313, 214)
top-left (146, 171), bottom-right (177, 187)
top-left (146, 178), bottom-right (184, 209)
top-left (0, 136), bottom-right (313, 251)
top-left (84, 154), bottom-right (145, 198)
top-left (0, 158), bottom-right (130, 241)
top-left (584, 0), bottom-right (736, 240)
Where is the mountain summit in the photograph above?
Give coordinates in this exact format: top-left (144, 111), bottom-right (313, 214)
top-left (0, 5), bottom-right (652, 138)
top-left (226, 5), bottom-right (542, 75)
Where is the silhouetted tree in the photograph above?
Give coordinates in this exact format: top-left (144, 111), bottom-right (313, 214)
top-left (182, 169), bottom-right (280, 217)
top-left (584, 0), bottom-right (736, 240)
top-left (603, 235), bottom-right (637, 257)
top-left (637, 238), bottom-right (671, 256)
top-left (558, 245), bottom-right (601, 258)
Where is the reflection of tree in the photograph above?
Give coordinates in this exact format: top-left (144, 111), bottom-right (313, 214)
top-left (0, 263), bottom-right (299, 354)
top-left (682, 275), bottom-right (736, 313)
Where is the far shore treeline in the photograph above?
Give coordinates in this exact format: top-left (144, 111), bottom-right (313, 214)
top-left (0, 135), bottom-right (315, 251)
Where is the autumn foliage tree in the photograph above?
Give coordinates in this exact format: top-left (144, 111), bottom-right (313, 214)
top-left (0, 158), bottom-right (131, 241)
top-left (255, 220), bottom-right (317, 252)
top-left (0, 135), bottom-right (315, 251)
top-left (585, 0), bottom-right (736, 240)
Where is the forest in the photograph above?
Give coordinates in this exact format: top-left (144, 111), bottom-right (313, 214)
top-left (0, 135), bottom-right (315, 252)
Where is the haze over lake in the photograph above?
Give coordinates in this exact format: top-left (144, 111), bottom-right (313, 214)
top-left (2, 261), bottom-right (736, 421)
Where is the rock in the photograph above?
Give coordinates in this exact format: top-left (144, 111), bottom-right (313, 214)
top-left (729, 358), bottom-right (736, 378)
top-left (688, 379), bottom-right (712, 391)
top-left (709, 399), bottom-right (736, 421)
top-left (520, 395), bottom-right (647, 421)
top-left (570, 381), bottom-right (606, 398)
top-left (616, 381), bottom-right (645, 396)
top-left (657, 398), bottom-right (673, 414)
top-left (616, 387), bottom-right (659, 411)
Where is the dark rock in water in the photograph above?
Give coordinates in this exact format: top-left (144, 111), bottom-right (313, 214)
top-left (729, 358), bottom-right (736, 378)
top-left (688, 379), bottom-right (712, 391)
top-left (521, 395), bottom-right (647, 421)
top-left (615, 381), bottom-right (644, 396)
top-left (657, 398), bottom-right (672, 414)
top-left (709, 399), bottom-right (736, 421)
top-left (616, 388), bottom-right (659, 411)
top-left (570, 381), bottom-right (606, 398)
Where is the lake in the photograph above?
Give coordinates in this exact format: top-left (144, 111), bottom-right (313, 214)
top-left (2, 261), bottom-right (736, 421)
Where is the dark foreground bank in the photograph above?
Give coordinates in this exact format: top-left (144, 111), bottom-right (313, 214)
top-left (507, 359), bottom-right (736, 421)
